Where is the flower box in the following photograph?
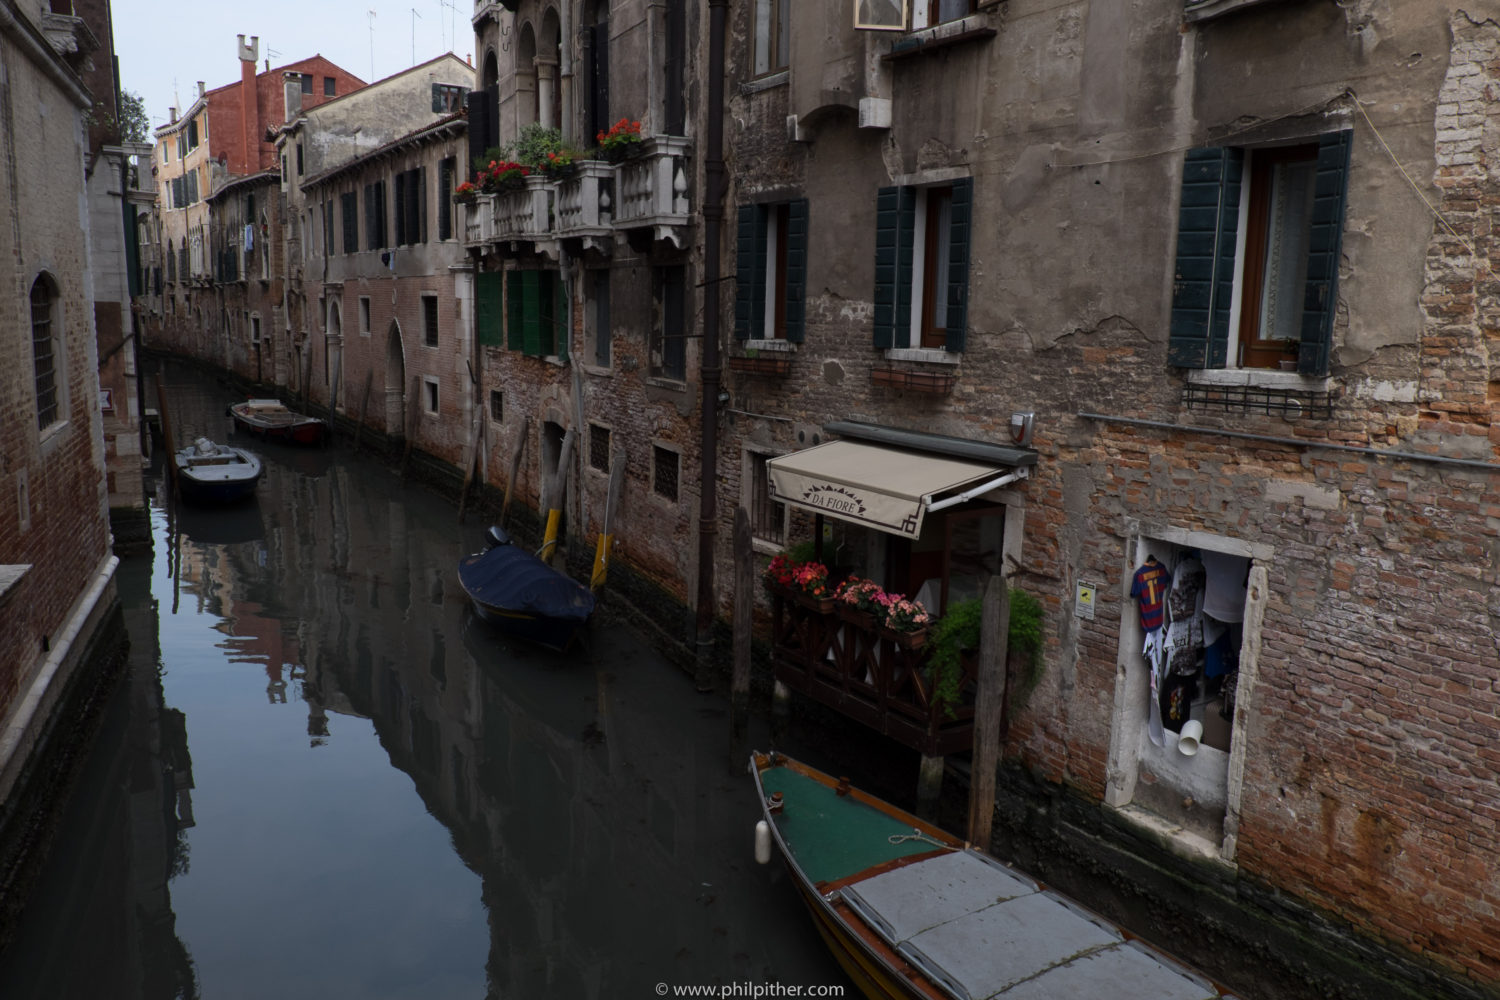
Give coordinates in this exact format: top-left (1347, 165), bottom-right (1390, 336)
top-left (880, 626), bottom-right (929, 650)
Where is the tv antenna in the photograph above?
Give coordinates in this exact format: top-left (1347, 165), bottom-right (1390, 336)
top-left (367, 11), bottom-right (376, 81)
top-left (411, 7), bottom-right (422, 66)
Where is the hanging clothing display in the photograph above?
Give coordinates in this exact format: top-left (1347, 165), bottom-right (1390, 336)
top-left (1199, 549), bottom-right (1248, 623)
top-left (1159, 672), bottom-right (1198, 733)
top-left (1144, 630), bottom-right (1166, 747)
top-left (1130, 558), bottom-right (1172, 633)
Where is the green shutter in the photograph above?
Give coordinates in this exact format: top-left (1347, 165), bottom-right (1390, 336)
top-left (895, 188), bottom-right (915, 348)
top-left (734, 204), bottom-right (758, 340)
top-left (1169, 146), bottom-right (1241, 368)
top-left (785, 199), bottom-right (808, 344)
top-left (477, 271), bottom-right (504, 346)
top-left (1299, 129), bottom-right (1351, 376)
top-left (522, 270), bottom-right (542, 356)
top-left (874, 187), bottom-right (899, 349)
top-left (506, 271), bottom-right (524, 350)
top-left (944, 178), bottom-right (972, 353)
top-left (537, 271), bottom-right (557, 356)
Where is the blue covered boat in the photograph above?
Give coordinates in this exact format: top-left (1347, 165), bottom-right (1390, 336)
top-left (457, 526), bottom-right (596, 652)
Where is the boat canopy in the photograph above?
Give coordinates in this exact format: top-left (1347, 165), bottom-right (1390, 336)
top-left (458, 543), bottom-right (596, 621)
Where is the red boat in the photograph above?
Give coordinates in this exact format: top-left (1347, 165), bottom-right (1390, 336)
top-left (229, 399), bottom-right (327, 446)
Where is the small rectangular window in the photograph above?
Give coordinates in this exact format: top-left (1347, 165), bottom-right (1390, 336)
top-left (653, 445), bottom-right (679, 502)
top-left (359, 296), bottom-right (371, 337)
top-left (341, 191), bottom-right (359, 254)
top-left (589, 424), bottom-right (610, 473)
top-left (750, 452), bottom-right (786, 545)
top-left (591, 269), bottom-right (611, 367)
top-left (654, 265), bottom-right (687, 380)
top-left (296, 143), bottom-right (304, 176)
top-left (324, 76), bottom-right (336, 97)
top-left (300, 73), bottom-right (314, 95)
top-left (438, 157), bottom-right (456, 241)
top-left (422, 296), bottom-right (439, 347)
top-left (424, 377), bottom-right (439, 414)
top-left (753, 0), bottom-right (789, 75)
top-left (489, 390), bottom-right (503, 422)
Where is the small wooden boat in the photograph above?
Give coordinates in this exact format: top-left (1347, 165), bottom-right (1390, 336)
top-left (750, 751), bottom-right (1237, 1000)
top-left (457, 526), bottom-right (596, 652)
top-left (174, 437), bottom-right (262, 505)
top-left (229, 398), bottom-right (327, 445)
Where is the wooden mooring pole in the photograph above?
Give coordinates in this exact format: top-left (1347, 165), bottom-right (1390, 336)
top-left (729, 507), bottom-right (753, 772)
top-left (967, 574), bottom-right (1010, 849)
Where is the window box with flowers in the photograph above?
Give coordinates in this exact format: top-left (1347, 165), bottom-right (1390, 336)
top-left (763, 553), bottom-right (833, 612)
top-left (454, 180), bottom-right (479, 205)
top-left (479, 159), bottom-right (530, 193)
top-left (877, 593), bottom-right (932, 649)
top-left (595, 117), bottom-right (644, 163)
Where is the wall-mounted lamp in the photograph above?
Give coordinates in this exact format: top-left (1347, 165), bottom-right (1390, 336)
top-left (1009, 411), bottom-right (1035, 448)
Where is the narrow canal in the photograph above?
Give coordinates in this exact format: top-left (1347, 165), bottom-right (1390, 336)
top-left (0, 363), bottom-right (856, 999)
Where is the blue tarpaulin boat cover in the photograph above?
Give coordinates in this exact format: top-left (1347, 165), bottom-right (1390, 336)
top-left (458, 543), bottom-right (596, 621)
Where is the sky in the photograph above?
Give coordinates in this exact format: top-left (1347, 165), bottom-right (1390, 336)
top-left (110, 0), bottom-right (475, 131)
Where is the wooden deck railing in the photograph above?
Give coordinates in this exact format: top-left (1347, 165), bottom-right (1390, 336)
top-left (768, 591), bottom-right (978, 757)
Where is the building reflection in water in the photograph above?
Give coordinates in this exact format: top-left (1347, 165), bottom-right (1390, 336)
top-left (0, 366), bottom-right (846, 999)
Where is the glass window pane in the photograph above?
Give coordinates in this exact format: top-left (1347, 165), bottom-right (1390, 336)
top-left (1257, 159), bottom-right (1316, 343)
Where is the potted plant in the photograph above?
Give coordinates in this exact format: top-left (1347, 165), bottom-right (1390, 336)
top-left (833, 576), bottom-right (885, 624)
top-left (763, 553), bottom-right (833, 611)
top-left (877, 593), bottom-right (931, 649)
top-left (479, 159), bottom-right (530, 193)
top-left (453, 180), bottom-right (478, 205)
top-left (595, 117), bottom-right (644, 162)
top-left (925, 588), bottom-right (1046, 715)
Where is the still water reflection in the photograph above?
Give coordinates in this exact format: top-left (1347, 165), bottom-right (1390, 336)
top-left (0, 365), bottom-right (851, 999)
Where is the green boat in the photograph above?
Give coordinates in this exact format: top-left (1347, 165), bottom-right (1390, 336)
top-left (750, 751), bottom-right (1238, 1000)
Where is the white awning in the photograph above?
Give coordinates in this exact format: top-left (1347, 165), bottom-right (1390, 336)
top-left (768, 440), bottom-right (1025, 538)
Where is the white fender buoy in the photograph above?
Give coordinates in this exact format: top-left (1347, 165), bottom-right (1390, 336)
top-left (754, 820), bottom-right (772, 865)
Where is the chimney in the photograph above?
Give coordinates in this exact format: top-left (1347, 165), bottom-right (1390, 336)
top-left (168, 106), bottom-right (177, 123)
top-left (284, 73), bottom-right (302, 122)
top-left (197, 80), bottom-right (205, 99)
top-left (237, 34), bottom-right (260, 174)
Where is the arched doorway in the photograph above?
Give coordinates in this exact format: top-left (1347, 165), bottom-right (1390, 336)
top-left (327, 298), bottom-right (344, 410)
top-left (386, 319), bottom-right (406, 436)
top-left (516, 23), bottom-right (538, 126)
top-left (538, 8), bottom-right (562, 131)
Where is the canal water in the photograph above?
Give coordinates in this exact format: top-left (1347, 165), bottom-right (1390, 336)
top-left (0, 364), bottom-right (855, 999)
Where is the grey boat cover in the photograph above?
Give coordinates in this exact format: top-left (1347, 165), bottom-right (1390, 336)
top-left (839, 849), bottom-right (1228, 1000)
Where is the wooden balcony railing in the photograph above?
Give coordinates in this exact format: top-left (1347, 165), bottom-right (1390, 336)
top-left (769, 591), bottom-right (979, 757)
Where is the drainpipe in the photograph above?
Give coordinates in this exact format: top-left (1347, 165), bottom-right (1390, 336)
top-left (693, 0), bottom-right (727, 691)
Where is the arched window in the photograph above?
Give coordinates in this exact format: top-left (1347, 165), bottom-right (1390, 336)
top-left (30, 275), bottom-right (59, 430)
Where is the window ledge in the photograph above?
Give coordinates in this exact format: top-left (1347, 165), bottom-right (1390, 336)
top-left (645, 376), bottom-right (687, 391)
top-left (743, 338), bottom-right (794, 353)
top-left (884, 347), bottom-right (959, 365)
top-left (1182, 0), bottom-right (1285, 24)
top-left (0, 565), bottom-right (31, 605)
top-left (1184, 368), bottom-right (1333, 391)
top-left (581, 363), bottom-right (613, 378)
top-left (740, 71), bottom-right (788, 96)
top-left (886, 16), bottom-right (997, 60)
top-left (1108, 803), bottom-right (1236, 869)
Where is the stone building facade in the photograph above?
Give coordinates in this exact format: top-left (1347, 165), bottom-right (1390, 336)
top-left (715, 1), bottom-right (1500, 997)
top-left (0, 0), bottom-right (127, 945)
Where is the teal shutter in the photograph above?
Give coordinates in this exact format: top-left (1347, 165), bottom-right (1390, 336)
top-left (477, 271), bottom-right (504, 346)
top-left (874, 187), bottom-right (899, 348)
top-left (506, 271), bottom-right (524, 350)
top-left (1299, 129), bottom-right (1352, 376)
top-left (944, 178), bottom-right (972, 353)
top-left (784, 199), bottom-right (808, 344)
top-left (895, 187), bottom-right (915, 349)
top-left (1169, 146), bottom-right (1241, 368)
top-left (521, 271), bottom-right (542, 356)
top-left (734, 204), bottom-right (762, 340)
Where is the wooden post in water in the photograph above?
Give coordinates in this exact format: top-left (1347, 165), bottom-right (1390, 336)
top-left (500, 417), bottom-right (529, 528)
top-left (968, 574), bottom-right (1011, 849)
top-left (155, 377), bottom-right (178, 489)
top-left (400, 375), bottom-right (420, 482)
top-left (457, 405), bottom-right (484, 522)
top-left (771, 679), bottom-right (791, 748)
top-left (353, 370), bottom-right (372, 453)
top-left (916, 754), bottom-right (945, 823)
top-left (729, 507), bottom-right (753, 771)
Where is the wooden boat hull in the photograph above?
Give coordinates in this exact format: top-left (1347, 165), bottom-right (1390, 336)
top-left (751, 752), bottom-right (1234, 1000)
top-left (174, 442), bottom-right (262, 505)
top-left (230, 400), bottom-right (326, 446)
top-left (457, 530), bottom-right (595, 653)
top-left (466, 597), bottom-right (590, 653)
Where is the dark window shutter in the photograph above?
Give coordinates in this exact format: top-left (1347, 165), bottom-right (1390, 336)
top-left (394, 173), bottom-right (407, 246)
top-left (438, 159), bottom-right (454, 241)
top-left (1299, 129), bottom-right (1352, 376)
top-left (1169, 146), bottom-right (1241, 368)
top-left (874, 186), bottom-right (898, 349)
top-left (419, 166), bottom-right (428, 244)
top-left (734, 203), bottom-right (759, 341)
top-left (477, 272), bottom-right (504, 346)
top-left (664, 0), bottom-right (686, 136)
top-left (944, 178), bottom-right (971, 353)
top-left (537, 271), bottom-right (557, 357)
top-left (784, 198), bottom-right (808, 344)
top-left (554, 271), bottom-right (569, 361)
top-left (431, 83), bottom-right (443, 114)
top-left (521, 270), bottom-right (542, 356)
top-left (895, 187), bottom-right (916, 348)
top-left (466, 90), bottom-right (491, 171)
top-left (506, 271), bottom-right (524, 350)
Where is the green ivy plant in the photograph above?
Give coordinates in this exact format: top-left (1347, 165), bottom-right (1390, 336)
top-left (927, 587), bottom-right (1044, 715)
